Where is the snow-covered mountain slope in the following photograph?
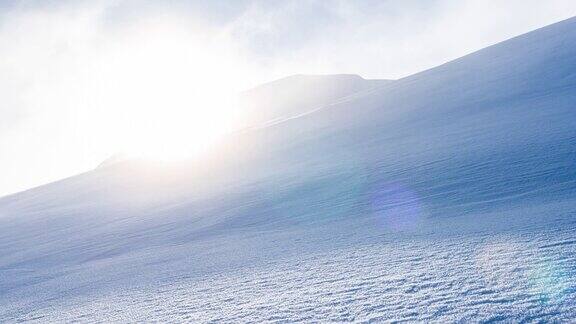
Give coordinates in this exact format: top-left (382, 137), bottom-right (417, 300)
top-left (2, 17), bottom-right (576, 322)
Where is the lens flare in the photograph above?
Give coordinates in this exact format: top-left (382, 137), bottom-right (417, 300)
top-left (369, 182), bottom-right (425, 232)
top-left (528, 259), bottom-right (572, 303)
top-left (475, 238), bottom-right (573, 304)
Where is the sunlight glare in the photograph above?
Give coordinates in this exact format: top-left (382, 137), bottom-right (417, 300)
top-left (85, 19), bottom-right (251, 162)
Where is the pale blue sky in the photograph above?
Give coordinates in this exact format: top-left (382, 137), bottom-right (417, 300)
top-left (1, 0), bottom-right (576, 196)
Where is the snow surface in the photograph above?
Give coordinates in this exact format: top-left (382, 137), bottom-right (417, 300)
top-left (1, 17), bottom-right (576, 322)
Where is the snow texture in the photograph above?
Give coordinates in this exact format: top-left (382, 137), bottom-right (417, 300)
top-left (1, 16), bottom-right (576, 323)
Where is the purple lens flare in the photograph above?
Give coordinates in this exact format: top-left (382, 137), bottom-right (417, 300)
top-left (369, 182), bottom-right (426, 232)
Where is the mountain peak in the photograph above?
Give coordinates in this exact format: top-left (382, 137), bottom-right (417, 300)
top-left (241, 73), bottom-right (393, 126)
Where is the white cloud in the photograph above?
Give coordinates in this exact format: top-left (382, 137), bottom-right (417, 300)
top-left (224, 0), bottom-right (576, 79)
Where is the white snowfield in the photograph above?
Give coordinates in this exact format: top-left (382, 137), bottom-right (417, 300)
top-left (1, 17), bottom-right (576, 323)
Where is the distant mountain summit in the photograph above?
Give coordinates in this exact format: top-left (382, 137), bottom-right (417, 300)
top-left (96, 153), bottom-right (131, 169)
top-left (240, 74), bottom-right (392, 126)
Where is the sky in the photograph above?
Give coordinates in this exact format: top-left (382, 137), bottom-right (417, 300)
top-left (1, 0), bottom-right (576, 197)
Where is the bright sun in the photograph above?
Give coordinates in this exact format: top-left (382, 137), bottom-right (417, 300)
top-left (83, 20), bottom-right (253, 163)
top-left (120, 93), bottom-right (242, 162)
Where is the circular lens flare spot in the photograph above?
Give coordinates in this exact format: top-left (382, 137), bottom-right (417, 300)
top-left (370, 182), bottom-right (424, 232)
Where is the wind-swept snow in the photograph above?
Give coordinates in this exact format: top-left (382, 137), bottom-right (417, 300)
top-left (1, 17), bottom-right (576, 322)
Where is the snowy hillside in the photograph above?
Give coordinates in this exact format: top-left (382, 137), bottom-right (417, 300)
top-left (1, 17), bottom-right (576, 322)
